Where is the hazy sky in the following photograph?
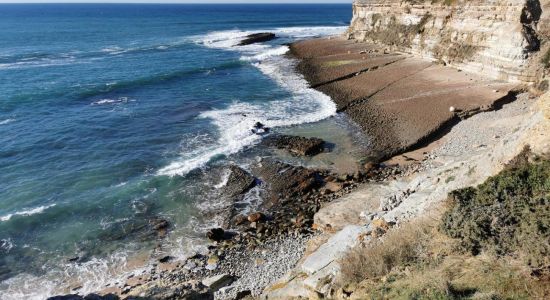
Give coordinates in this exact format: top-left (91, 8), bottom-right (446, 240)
top-left (0, 0), bottom-right (353, 3)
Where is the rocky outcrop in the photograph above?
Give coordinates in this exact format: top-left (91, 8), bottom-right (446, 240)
top-left (223, 166), bottom-right (256, 197)
top-left (238, 33), bottom-right (276, 46)
top-left (263, 135), bottom-right (325, 156)
top-left (348, 0), bottom-right (548, 83)
top-left (262, 92), bottom-right (550, 298)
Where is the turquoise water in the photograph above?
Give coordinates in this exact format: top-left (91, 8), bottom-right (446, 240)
top-left (0, 4), bottom-right (351, 298)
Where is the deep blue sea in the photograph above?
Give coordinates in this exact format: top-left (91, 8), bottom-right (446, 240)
top-left (0, 4), bottom-right (353, 299)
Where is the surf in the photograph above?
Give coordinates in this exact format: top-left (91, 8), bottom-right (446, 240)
top-left (158, 26), bottom-right (344, 177)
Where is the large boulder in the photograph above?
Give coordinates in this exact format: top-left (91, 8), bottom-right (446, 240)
top-left (252, 160), bottom-right (323, 205)
top-left (238, 33), bottom-right (276, 46)
top-left (263, 135), bottom-right (325, 156)
top-left (223, 166), bottom-right (256, 197)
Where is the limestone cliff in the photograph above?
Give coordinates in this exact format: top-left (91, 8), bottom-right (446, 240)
top-left (348, 0), bottom-right (550, 84)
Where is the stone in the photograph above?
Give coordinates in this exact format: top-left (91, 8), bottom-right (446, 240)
top-left (247, 212), bottom-right (264, 223)
top-left (207, 254), bottom-right (220, 266)
top-left (263, 135), bottom-right (325, 156)
top-left (238, 32), bottom-right (276, 46)
top-left (201, 274), bottom-right (234, 292)
top-left (234, 215), bottom-right (248, 225)
top-left (324, 182), bottom-right (343, 193)
top-left (371, 218), bottom-right (390, 230)
top-left (235, 290), bottom-right (252, 299)
top-left (206, 228), bottom-right (225, 242)
top-left (158, 255), bottom-right (173, 263)
top-left (363, 162), bottom-right (377, 173)
top-left (223, 166), bottom-right (256, 197)
top-left (301, 225), bottom-right (369, 275)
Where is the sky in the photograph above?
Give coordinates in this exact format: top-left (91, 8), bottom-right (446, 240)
top-left (0, 0), bottom-right (353, 3)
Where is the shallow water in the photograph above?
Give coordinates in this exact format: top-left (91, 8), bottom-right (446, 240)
top-left (0, 4), bottom-right (356, 299)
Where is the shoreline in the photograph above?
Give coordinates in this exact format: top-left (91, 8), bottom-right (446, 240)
top-left (45, 33), bottom-right (548, 300)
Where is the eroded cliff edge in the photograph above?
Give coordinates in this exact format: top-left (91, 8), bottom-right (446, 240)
top-left (348, 0), bottom-right (550, 85)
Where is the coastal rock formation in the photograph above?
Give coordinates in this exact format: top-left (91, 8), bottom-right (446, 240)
top-left (262, 91), bottom-right (549, 299)
top-left (348, 0), bottom-right (549, 83)
top-left (223, 165), bottom-right (256, 197)
top-left (263, 135), bottom-right (325, 156)
top-left (238, 33), bottom-right (276, 46)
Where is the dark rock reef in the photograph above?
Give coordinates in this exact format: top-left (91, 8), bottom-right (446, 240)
top-left (263, 135), bottom-right (325, 156)
top-left (238, 33), bottom-right (276, 46)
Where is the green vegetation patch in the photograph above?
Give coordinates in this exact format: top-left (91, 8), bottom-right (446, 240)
top-left (338, 149), bottom-right (550, 299)
top-left (441, 152), bottom-right (550, 268)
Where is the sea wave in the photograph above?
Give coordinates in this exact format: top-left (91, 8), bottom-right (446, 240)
top-left (158, 26), bottom-right (344, 176)
top-left (0, 38), bottom-right (191, 71)
top-left (0, 249), bottom-right (151, 300)
top-left (0, 204), bottom-right (56, 222)
top-left (0, 118), bottom-right (15, 125)
top-left (91, 97), bottom-right (135, 106)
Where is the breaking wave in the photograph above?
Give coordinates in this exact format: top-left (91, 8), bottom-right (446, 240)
top-left (158, 26), bottom-right (345, 176)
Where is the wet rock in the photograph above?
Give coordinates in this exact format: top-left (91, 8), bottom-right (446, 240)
top-left (84, 294), bottom-right (119, 300)
top-left (247, 212), bottom-right (265, 223)
top-left (47, 294), bottom-right (119, 300)
top-left (224, 166), bottom-right (256, 197)
top-left (252, 160), bottom-right (323, 204)
top-left (201, 274), bottom-right (234, 292)
top-left (263, 135), bottom-right (325, 156)
top-left (207, 228), bottom-right (225, 242)
top-left (234, 214), bottom-right (248, 225)
top-left (251, 122), bottom-right (269, 135)
top-left (238, 32), bottom-right (276, 46)
top-left (158, 255), bottom-right (173, 263)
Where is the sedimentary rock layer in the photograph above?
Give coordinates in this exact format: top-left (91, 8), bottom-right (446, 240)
top-left (348, 0), bottom-right (548, 83)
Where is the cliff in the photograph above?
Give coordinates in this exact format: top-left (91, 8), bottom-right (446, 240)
top-left (348, 0), bottom-right (550, 84)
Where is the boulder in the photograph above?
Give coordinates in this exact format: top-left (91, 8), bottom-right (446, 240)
top-left (247, 212), bottom-right (265, 223)
top-left (238, 33), bottom-right (276, 46)
top-left (206, 228), bottom-right (225, 242)
top-left (201, 274), bottom-right (234, 292)
top-left (252, 160), bottom-right (323, 205)
top-left (263, 135), bottom-right (325, 156)
top-left (223, 166), bottom-right (256, 197)
top-left (324, 182), bottom-right (343, 193)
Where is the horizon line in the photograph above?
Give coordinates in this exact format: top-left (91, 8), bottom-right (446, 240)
top-left (0, 2), bottom-right (351, 4)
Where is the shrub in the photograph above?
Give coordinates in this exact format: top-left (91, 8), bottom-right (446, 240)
top-left (339, 218), bottom-right (438, 284)
top-left (441, 154), bottom-right (550, 268)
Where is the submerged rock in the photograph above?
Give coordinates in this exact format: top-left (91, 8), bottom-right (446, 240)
top-left (263, 135), bottom-right (325, 156)
top-left (238, 33), bottom-right (276, 46)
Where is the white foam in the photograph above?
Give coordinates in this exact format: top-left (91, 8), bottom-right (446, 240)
top-left (0, 118), bottom-right (15, 125)
top-left (158, 26), bottom-right (344, 176)
top-left (0, 56), bottom-right (77, 70)
top-left (0, 204), bottom-right (56, 222)
top-left (0, 249), bottom-right (152, 300)
top-left (0, 238), bottom-right (14, 252)
top-left (91, 97), bottom-right (134, 106)
top-left (214, 168), bottom-right (232, 189)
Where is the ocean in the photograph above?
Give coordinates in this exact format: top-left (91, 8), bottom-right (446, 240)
top-left (0, 4), bottom-right (355, 299)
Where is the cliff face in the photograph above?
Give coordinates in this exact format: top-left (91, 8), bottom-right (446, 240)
top-left (348, 0), bottom-right (550, 83)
